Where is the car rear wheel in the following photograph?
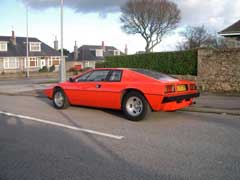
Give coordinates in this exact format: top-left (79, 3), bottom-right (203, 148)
top-left (122, 91), bottom-right (151, 121)
top-left (53, 89), bottom-right (69, 109)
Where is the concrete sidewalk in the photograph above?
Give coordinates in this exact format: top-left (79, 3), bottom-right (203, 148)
top-left (0, 79), bottom-right (239, 116)
top-left (182, 92), bottom-right (240, 116)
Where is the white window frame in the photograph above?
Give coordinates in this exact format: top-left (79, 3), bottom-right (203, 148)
top-left (114, 50), bottom-right (120, 56)
top-left (51, 56), bottom-right (60, 66)
top-left (89, 61), bottom-right (95, 68)
top-left (0, 41), bottom-right (8, 51)
top-left (28, 57), bottom-right (38, 68)
top-left (85, 61), bottom-right (90, 68)
top-left (96, 49), bottom-right (103, 57)
top-left (48, 57), bottom-right (52, 67)
top-left (3, 57), bottom-right (19, 69)
top-left (30, 42), bottom-right (41, 52)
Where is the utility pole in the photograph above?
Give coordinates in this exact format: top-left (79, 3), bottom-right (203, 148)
top-left (26, 6), bottom-right (29, 78)
top-left (59, 0), bottom-right (66, 82)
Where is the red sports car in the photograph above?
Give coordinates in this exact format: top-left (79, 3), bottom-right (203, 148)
top-left (44, 68), bottom-right (200, 121)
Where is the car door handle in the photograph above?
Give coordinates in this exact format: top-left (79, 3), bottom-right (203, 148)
top-left (96, 84), bottom-right (101, 88)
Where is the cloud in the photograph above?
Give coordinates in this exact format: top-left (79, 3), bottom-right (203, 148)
top-left (21, 0), bottom-right (240, 31)
top-left (174, 0), bottom-right (240, 31)
top-left (21, 0), bottom-right (128, 14)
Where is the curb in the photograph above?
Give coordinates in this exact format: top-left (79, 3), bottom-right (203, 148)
top-left (181, 107), bottom-right (240, 116)
top-left (0, 91), bottom-right (46, 98)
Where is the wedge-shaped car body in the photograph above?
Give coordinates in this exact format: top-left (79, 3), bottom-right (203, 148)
top-left (44, 68), bottom-right (200, 121)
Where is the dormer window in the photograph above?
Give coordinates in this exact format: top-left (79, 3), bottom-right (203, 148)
top-left (95, 49), bottom-right (103, 57)
top-left (0, 41), bottom-right (7, 51)
top-left (30, 42), bottom-right (41, 52)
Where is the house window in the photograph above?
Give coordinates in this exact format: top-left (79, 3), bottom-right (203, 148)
top-left (114, 50), bottom-right (120, 56)
top-left (48, 59), bottom-right (52, 66)
top-left (89, 61), bottom-right (95, 68)
top-left (3, 57), bottom-right (19, 69)
top-left (85, 61), bottom-right (90, 68)
top-left (0, 42), bottom-right (7, 51)
top-left (30, 42), bottom-right (41, 52)
top-left (29, 57), bottom-right (37, 68)
top-left (96, 49), bottom-right (103, 57)
top-left (52, 57), bottom-right (60, 65)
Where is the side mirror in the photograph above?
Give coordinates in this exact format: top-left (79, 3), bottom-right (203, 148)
top-left (69, 77), bottom-right (75, 82)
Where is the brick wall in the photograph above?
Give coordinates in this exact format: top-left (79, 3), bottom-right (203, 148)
top-left (197, 48), bottom-right (240, 93)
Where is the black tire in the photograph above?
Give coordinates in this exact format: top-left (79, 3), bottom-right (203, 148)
top-left (53, 88), bottom-right (70, 109)
top-left (122, 91), bottom-right (151, 121)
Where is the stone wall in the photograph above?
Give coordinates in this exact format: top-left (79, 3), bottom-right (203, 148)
top-left (197, 48), bottom-right (240, 93)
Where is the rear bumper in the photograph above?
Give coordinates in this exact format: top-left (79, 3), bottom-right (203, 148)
top-left (162, 92), bottom-right (200, 103)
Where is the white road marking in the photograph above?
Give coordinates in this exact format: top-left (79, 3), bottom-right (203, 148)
top-left (0, 111), bottom-right (124, 140)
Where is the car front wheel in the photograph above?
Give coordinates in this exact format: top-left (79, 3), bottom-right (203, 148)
top-left (122, 91), bottom-right (151, 121)
top-left (53, 89), bottom-right (69, 109)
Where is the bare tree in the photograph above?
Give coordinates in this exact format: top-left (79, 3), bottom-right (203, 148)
top-left (120, 0), bottom-right (181, 53)
top-left (177, 25), bottom-right (227, 50)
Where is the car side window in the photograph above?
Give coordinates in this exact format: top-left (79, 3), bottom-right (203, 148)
top-left (86, 70), bottom-right (110, 82)
top-left (108, 70), bottom-right (122, 82)
top-left (76, 72), bottom-right (92, 82)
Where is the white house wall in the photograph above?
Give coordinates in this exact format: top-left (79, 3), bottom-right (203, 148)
top-left (0, 56), bottom-right (61, 73)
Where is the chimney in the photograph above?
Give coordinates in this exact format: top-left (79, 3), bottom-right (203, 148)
top-left (54, 36), bottom-right (58, 50)
top-left (74, 41), bottom-right (78, 60)
top-left (102, 41), bottom-right (105, 51)
top-left (124, 44), bottom-right (128, 55)
top-left (10, 30), bottom-right (16, 45)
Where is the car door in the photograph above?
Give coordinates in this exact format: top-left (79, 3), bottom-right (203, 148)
top-left (88, 70), bottom-right (124, 109)
top-left (73, 70), bottom-right (111, 107)
top-left (64, 71), bottom-right (93, 105)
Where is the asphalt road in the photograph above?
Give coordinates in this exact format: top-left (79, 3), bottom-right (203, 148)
top-left (0, 94), bottom-right (240, 180)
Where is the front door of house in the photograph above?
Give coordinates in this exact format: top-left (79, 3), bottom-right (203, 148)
top-left (40, 59), bottom-right (46, 68)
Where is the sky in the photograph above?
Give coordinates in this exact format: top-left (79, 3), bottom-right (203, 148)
top-left (0, 0), bottom-right (239, 54)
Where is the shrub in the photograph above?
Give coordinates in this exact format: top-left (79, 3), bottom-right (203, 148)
top-left (96, 50), bottom-right (198, 75)
top-left (39, 66), bottom-right (49, 72)
top-left (49, 65), bottom-right (55, 72)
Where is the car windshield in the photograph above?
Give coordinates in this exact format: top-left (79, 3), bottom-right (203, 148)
top-left (132, 69), bottom-right (177, 81)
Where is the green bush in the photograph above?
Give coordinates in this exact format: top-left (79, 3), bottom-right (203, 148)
top-left (39, 66), bottom-right (49, 73)
top-left (96, 50), bottom-right (197, 75)
top-left (49, 65), bottom-right (55, 72)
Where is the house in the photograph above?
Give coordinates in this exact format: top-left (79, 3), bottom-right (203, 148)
top-left (67, 41), bottom-right (126, 69)
top-left (0, 31), bottom-right (61, 74)
top-left (219, 20), bottom-right (240, 48)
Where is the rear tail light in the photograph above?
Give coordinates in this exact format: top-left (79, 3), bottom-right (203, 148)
top-left (165, 85), bottom-right (175, 93)
top-left (190, 84), bottom-right (197, 90)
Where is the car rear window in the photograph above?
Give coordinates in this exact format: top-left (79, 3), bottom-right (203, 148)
top-left (132, 69), bottom-right (177, 81)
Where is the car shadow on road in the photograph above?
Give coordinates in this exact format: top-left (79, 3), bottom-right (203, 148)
top-left (36, 95), bottom-right (129, 121)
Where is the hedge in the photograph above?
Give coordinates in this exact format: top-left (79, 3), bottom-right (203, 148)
top-left (96, 50), bottom-right (198, 75)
